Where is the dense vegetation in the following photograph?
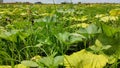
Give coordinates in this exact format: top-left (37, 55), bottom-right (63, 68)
top-left (0, 4), bottom-right (120, 68)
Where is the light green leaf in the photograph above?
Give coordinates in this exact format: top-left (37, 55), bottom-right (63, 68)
top-left (86, 24), bottom-right (101, 34)
top-left (64, 49), bottom-right (108, 68)
top-left (39, 56), bottom-right (53, 67)
top-left (69, 33), bottom-right (86, 43)
top-left (0, 65), bottom-right (11, 68)
top-left (95, 39), bottom-right (103, 47)
top-left (14, 64), bottom-right (28, 68)
top-left (102, 45), bottom-right (112, 50)
top-left (21, 60), bottom-right (38, 67)
top-left (54, 56), bottom-right (64, 66)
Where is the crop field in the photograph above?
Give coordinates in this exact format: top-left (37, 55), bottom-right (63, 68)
top-left (0, 3), bottom-right (120, 68)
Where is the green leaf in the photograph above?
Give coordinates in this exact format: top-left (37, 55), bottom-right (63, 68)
top-left (0, 65), bottom-right (11, 68)
top-left (102, 45), bottom-right (112, 50)
top-left (69, 33), bottom-right (86, 43)
top-left (89, 39), bottom-right (111, 53)
top-left (56, 32), bottom-right (85, 45)
top-left (19, 32), bottom-right (29, 41)
top-left (56, 32), bottom-right (70, 43)
top-left (79, 28), bottom-right (87, 34)
top-left (86, 23), bottom-right (100, 34)
top-left (39, 56), bottom-right (53, 67)
top-left (14, 64), bottom-right (28, 68)
top-left (78, 24), bottom-right (101, 34)
top-left (95, 39), bottom-right (103, 47)
top-left (64, 49), bottom-right (108, 68)
top-left (54, 56), bottom-right (64, 66)
top-left (0, 30), bottom-right (19, 42)
top-left (102, 24), bottom-right (118, 37)
top-left (21, 60), bottom-right (38, 67)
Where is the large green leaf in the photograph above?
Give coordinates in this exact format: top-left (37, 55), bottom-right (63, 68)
top-left (64, 49), bottom-right (108, 68)
top-left (86, 23), bottom-right (101, 34)
top-left (56, 32), bottom-right (85, 45)
top-left (78, 24), bottom-right (101, 34)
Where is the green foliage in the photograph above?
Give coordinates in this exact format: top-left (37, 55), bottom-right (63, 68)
top-left (64, 49), bottom-right (108, 68)
top-left (0, 4), bottom-right (120, 68)
top-left (21, 55), bottom-right (63, 68)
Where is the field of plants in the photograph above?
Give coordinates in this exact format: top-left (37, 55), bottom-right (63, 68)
top-left (0, 3), bottom-right (120, 68)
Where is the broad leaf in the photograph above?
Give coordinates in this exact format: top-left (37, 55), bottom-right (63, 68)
top-left (86, 23), bottom-right (101, 34)
top-left (64, 49), bottom-right (108, 68)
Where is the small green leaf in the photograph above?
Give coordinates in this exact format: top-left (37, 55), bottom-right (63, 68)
top-left (95, 39), bottom-right (103, 47)
top-left (102, 45), bottom-right (112, 50)
top-left (54, 56), bottom-right (64, 66)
